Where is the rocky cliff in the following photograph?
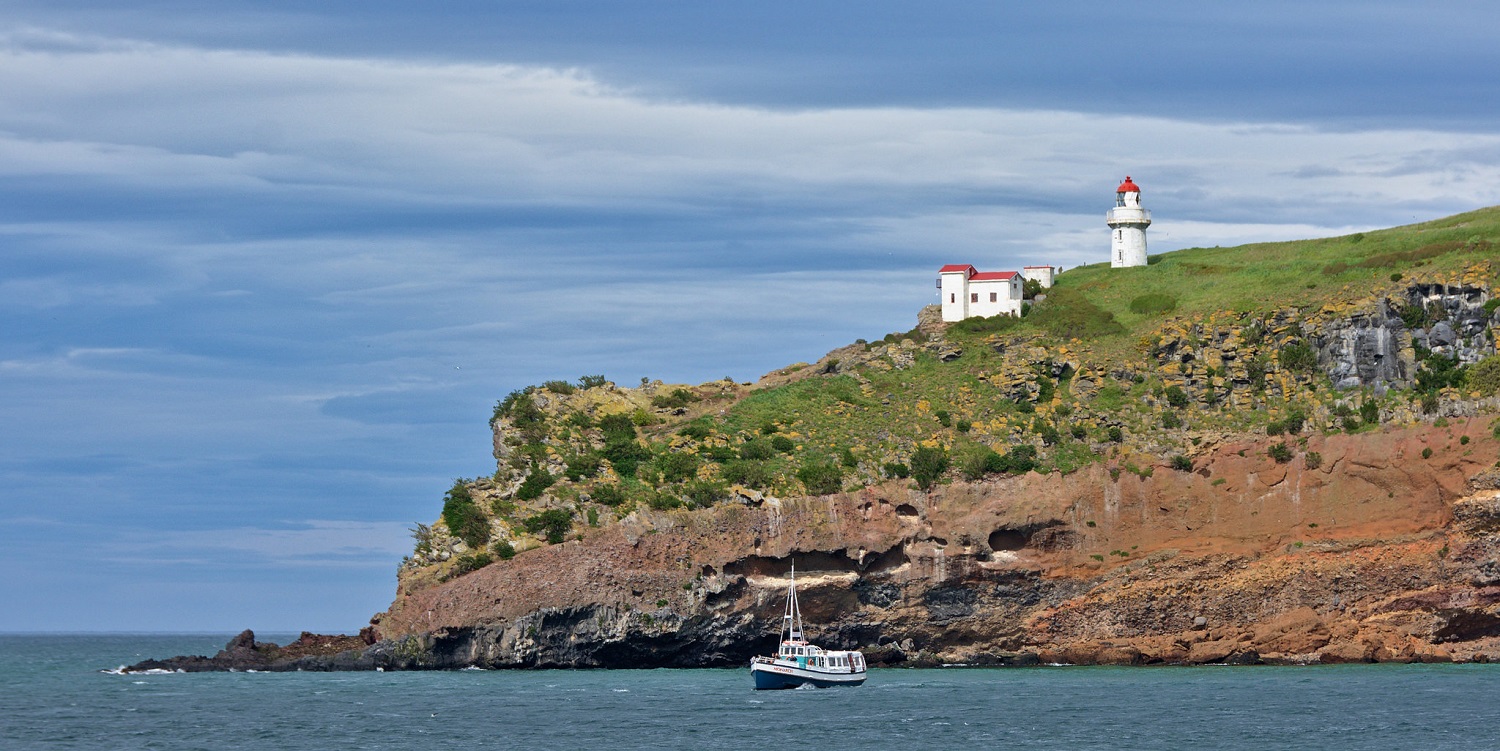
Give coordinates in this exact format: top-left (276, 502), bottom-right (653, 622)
top-left (361, 422), bottom-right (1500, 668)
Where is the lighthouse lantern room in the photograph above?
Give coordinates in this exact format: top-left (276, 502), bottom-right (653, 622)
top-left (1107, 176), bottom-right (1151, 268)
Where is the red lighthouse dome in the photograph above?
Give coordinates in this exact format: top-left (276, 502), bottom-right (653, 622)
top-left (1116, 176), bottom-right (1141, 193)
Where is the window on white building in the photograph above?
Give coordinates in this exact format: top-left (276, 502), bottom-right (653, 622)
top-left (970, 293), bottom-right (978, 303)
top-left (949, 293), bottom-right (955, 303)
top-left (989, 292), bottom-right (997, 302)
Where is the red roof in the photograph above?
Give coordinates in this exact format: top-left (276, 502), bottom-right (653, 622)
top-left (938, 264), bottom-right (976, 276)
top-left (1116, 176), bottom-right (1141, 193)
top-left (970, 271), bottom-right (1018, 281)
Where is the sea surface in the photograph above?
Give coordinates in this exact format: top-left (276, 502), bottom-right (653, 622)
top-left (3, 634), bottom-right (1499, 750)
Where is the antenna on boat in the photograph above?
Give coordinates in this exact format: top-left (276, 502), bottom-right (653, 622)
top-left (784, 561), bottom-right (804, 642)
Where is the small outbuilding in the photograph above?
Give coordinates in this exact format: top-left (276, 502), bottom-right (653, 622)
top-left (938, 264), bottom-right (1023, 322)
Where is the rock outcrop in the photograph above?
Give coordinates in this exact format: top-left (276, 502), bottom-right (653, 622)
top-left (348, 421), bottom-right (1500, 668)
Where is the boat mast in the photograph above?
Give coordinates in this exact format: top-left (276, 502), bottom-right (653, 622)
top-left (784, 562), bottom-right (804, 642)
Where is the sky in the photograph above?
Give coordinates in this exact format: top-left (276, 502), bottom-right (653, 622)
top-left (4, 2), bottom-right (1500, 632)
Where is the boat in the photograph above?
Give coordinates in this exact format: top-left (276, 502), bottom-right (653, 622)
top-left (749, 564), bottom-right (867, 689)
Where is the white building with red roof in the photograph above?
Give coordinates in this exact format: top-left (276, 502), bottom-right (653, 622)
top-left (938, 264), bottom-right (1024, 322)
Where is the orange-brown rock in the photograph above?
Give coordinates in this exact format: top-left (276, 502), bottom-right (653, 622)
top-left (356, 419), bottom-right (1500, 669)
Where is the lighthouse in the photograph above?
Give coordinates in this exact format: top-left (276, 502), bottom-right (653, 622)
top-left (1107, 176), bottom-right (1151, 268)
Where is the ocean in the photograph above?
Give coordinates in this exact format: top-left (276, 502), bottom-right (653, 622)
top-left (3, 634), bottom-right (1498, 750)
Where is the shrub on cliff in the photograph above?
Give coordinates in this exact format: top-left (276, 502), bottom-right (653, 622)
top-left (542, 380), bottom-right (575, 395)
top-left (516, 468), bottom-right (556, 501)
top-left (1267, 442), bottom-right (1293, 463)
top-left (721, 459), bottom-right (774, 488)
top-left (599, 414), bottom-right (650, 477)
top-left (564, 452), bottom-right (603, 481)
top-left (651, 388), bottom-right (699, 409)
top-left (1164, 385), bottom-right (1190, 409)
top-left (796, 461), bottom-right (844, 496)
top-left (1000, 445), bottom-right (1037, 474)
top-left (1415, 351), bottom-right (1466, 393)
top-left (652, 451), bottom-right (700, 483)
top-left (1278, 342), bottom-right (1319, 374)
top-left (590, 483), bottom-right (626, 507)
top-left (911, 446), bottom-right (950, 490)
top-left (882, 462), bottom-right (910, 479)
top-left (577, 374), bottom-right (608, 390)
top-left (491, 540), bottom-right (516, 560)
top-left (451, 551), bottom-right (493, 576)
top-left (441, 481), bottom-right (490, 548)
top-left (523, 509), bottom-right (573, 545)
top-left (1170, 455), bottom-right (1193, 471)
top-left (739, 439), bottom-right (776, 460)
top-left (683, 479), bottom-right (729, 508)
top-left (1467, 355), bottom-right (1500, 396)
top-left (958, 446), bottom-right (1006, 480)
top-left (770, 435), bottom-right (796, 453)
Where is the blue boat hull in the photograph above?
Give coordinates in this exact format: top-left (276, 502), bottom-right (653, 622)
top-left (751, 663), bottom-right (866, 690)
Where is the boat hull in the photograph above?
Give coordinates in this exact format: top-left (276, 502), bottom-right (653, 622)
top-left (751, 661), bottom-right (866, 690)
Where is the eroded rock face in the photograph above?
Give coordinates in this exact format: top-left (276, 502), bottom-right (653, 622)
top-left (360, 420), bottom-right (1500, 668)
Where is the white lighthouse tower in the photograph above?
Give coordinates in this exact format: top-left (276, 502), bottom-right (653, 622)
top-left (1107, 176), bottom-right (1151, 268)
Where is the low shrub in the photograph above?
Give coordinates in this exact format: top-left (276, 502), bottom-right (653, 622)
top-left (1305, 451), bottom-right (1323, 470)
top-left (523, 509), bottom-right (573, 545)
top-left (683, 479), bottom-right (729, 508)
top-left (1267, 442), bottom-right (1293, 463)
top-left (542, 379), bottom-right (575, 395)
top-left (452, 551), bottom-right (493, 576)
top-left (1170, 455), bottom-right (1193, 472)
top-left (722, 459), bottom-right (774, 488)
top-left (653, 451), bottom-right (700, 483)
top-left (516, 468), bottom-right (556, 501)
top-left (1469, 355), bottom-right (1500, 396)
top-left (1027, 287), bottom-right (1126, 339)
top-left (591, 484), bottom-right (626, 507)
top-left (1278, 342), bottom-right (1319, 374)
top-left (1164, 385), bottom-right (1190, 409)
top-left (577, 374), bottom-right (608, 389)
top-left (441, 480), bottom-right (490, 548)
top-left (796, 462), bottom-right (844, 496)
top-left (739, 439), bottom-right (776, 461)
top-left (911, 446), bottom-right (950, 490)
top-left (651, 388), bottom-right (700, 410)
top-left (492, 540), bottom-right (516, 560)
top-left (770, 435), bottom-right (796, 453)
top-left (1128, 292), bottom-right (1178, 315)
top-left (882, 462), bottom-right (910, 479)
top-left (564, 452), bottom-right (603, 481)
